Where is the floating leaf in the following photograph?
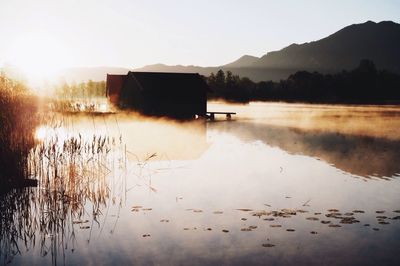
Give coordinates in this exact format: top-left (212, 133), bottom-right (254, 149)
top-left (327, 209), bottom-right (339, 213)
top-left (262, 243), bottom-right (275, 248)
top-left (263, 218), bottom-right (275, 221)
top-left (286, 229), bottom-right (295, 232)
top-left (213, 211), bottom-right (223, 214)
top-left (252, 211), bottom-right (270, 217)
top-left (270, 225), bottom-right (282, 228)
top-left (296, 209), bottom-right (309, 213)
top-left (236, 208), bottom-right (253, 212)
top-left (328, 224), bottom-right (341, 228)
top-left (222, 229), bottom-right (229, 233)
top-left (306, 217), bottom-right (319, 221)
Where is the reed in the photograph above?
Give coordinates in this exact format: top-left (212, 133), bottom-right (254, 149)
top-left (1, 116), bottom-right (128, 265)
top-left (0, 74), bottom-right (39, 193)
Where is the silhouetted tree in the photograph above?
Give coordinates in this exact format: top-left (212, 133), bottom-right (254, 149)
top-left (205, 60), bottom-right (400, 104)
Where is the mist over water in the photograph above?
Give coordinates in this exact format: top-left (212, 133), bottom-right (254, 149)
top-left (2, 102), bottom-right (400, 265)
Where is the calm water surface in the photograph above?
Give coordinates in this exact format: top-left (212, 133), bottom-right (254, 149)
top-left (1, 102), bottom-right (400, 265)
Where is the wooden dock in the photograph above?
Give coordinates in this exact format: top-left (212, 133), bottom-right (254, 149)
top-left (206, 111), bottom-right (236, 121)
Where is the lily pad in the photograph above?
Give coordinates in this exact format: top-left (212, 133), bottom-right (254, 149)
top-left (270, 225), bottom-right (282, 228)
top-left (263, 218), bottom-right (275, 221)
top-left (236, 208), bottom-right (253, 212)
top-left (222, 229), bottom-right (229, 233)
top-left (328, 224), bottom-right (341, 228)
top-left (296, 209), bottom-right (309, 213)
top-left (252, 211), bottom-right (270, 217)
top-left (306, 217), bottom-right (319, 221)
top-left (286, 229), bottom-right (295, 232)
top-left (262, 243), bottom-right (275, 248)
top-left (327, 209), bottom-right (339, 213)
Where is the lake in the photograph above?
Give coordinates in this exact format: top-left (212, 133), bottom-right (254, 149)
top-left (1, 102), bottom-right (400, 266)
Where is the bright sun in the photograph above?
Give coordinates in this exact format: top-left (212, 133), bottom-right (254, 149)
top-left (8, 31), bottom-right (74, 86)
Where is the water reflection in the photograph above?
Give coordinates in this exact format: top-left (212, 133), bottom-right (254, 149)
top-left (209, 121), bottom-right (400, 179)
top-left (1, 103), bottom-right (400, 266)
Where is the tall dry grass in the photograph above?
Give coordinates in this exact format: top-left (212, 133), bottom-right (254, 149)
top-left (0, 73), bottom-right (39, 193)
top-left (1, 122), bottom-right (128, 265)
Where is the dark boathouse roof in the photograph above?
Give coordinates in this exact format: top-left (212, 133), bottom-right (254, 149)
top-left (107, 71), bottom-right (209, 119)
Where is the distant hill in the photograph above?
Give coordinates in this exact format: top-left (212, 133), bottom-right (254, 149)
top-left (251, 20), bottom-right (400, 72)
top-left (54, 20), bottom-right (400, 83)
top-left (223, 55), bottom-right (259, 68)
top-left (134, 20), bottom-right (400, 81)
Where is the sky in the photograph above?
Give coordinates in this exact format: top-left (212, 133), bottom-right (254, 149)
top-left (0, 0), bottom-right (399, 73)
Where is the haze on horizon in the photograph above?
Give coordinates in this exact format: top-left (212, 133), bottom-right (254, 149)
top-left (0, 0), bottom-right (399, 76)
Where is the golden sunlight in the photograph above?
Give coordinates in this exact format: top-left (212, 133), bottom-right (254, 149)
top-left (8, 31), bottom-right (74, 86)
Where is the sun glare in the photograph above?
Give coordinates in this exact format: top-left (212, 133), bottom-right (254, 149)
top-left (7, 31), bottom-right (74, 88)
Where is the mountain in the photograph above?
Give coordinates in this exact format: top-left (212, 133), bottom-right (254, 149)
top-left (223, 55), bottom-right (259, 68)
top-left (133, 20), bottom-right (400, 81)
top-left (252, 20), bottom-right (400, 73)
top-left (54, 20), bottom-right (400, 83)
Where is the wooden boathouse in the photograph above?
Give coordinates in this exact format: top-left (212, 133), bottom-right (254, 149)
top-left (106, 71), bottom-right (235, 120)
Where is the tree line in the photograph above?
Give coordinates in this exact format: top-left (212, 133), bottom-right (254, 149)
top-left (54, 80), bottom-right (106, 99)
top-left (206, 60), bottom-right (400, 104)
